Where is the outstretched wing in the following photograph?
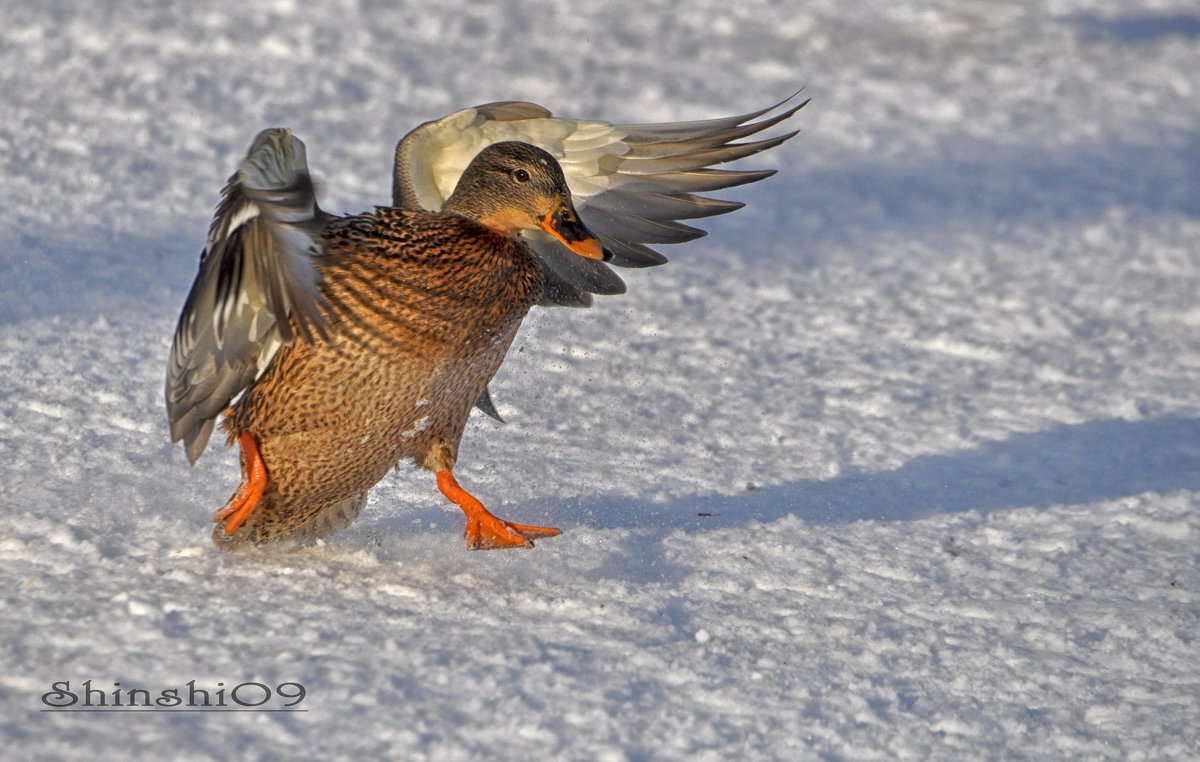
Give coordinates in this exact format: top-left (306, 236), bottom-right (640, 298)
top-left (166, 128), bottom-right (328, 464)
top-left (392, 93), bottom-right (807, 306)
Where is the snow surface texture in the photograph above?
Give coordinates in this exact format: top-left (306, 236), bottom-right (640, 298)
top-left (1, 1), bottom-right (1198, 759)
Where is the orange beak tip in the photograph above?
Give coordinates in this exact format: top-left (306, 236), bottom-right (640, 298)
top-left (568, 237), bottom-right (608, 260)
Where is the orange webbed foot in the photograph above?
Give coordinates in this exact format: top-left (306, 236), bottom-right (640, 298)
top-left (214, 432), bottom-right (267, 536)
top-left (463, 515), bottom-right (562, 550)
top-left (437, 470), bottom-right (561, 550)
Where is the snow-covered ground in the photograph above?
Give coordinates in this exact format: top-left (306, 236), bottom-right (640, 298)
top-left (2, 1), bottom-right (1199, 759)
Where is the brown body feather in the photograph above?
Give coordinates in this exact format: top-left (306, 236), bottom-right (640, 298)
top-left (218, 207), bottom-right (544, 546)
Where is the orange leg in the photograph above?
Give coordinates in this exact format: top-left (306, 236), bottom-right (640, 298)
top-left (436, 470), bottom-right (561, 550)
top-left (214, 432), bottom-right (268, 536)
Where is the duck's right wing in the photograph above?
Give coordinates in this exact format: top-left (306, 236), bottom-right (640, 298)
top-left (166, 128), bottom-right (328, 465)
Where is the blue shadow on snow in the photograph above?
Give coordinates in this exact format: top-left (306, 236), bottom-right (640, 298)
top-left (1067, 13), bottom-right (1200, 43)
top-left (558, 416), bottom-right (1200, 531)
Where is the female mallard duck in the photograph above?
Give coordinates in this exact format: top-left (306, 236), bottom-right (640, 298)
top-left (166, 95), bottom-right (806, 550)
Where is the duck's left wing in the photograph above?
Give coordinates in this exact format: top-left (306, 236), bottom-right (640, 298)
top-left (392, 94), bottom-right (807, 306)
top-left (166, 129), bottom-right (328, 464)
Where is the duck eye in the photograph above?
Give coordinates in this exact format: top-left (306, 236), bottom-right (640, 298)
top-left (511, 168), bottom-right (530, 183)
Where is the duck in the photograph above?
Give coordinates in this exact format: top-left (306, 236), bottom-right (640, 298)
top-left (165, 94), bottom-right (807, 550)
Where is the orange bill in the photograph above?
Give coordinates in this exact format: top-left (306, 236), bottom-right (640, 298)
top-left (539, 194), bottom-right (612, 261)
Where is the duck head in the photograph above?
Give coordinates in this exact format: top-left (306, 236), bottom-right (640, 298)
top-left (443, 141), bottom-right (611, 261)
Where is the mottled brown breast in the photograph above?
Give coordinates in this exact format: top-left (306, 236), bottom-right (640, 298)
top-left (230, 206), bottom-right (545, 505)
top-left (321, 207), bottom-right (545, 351)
